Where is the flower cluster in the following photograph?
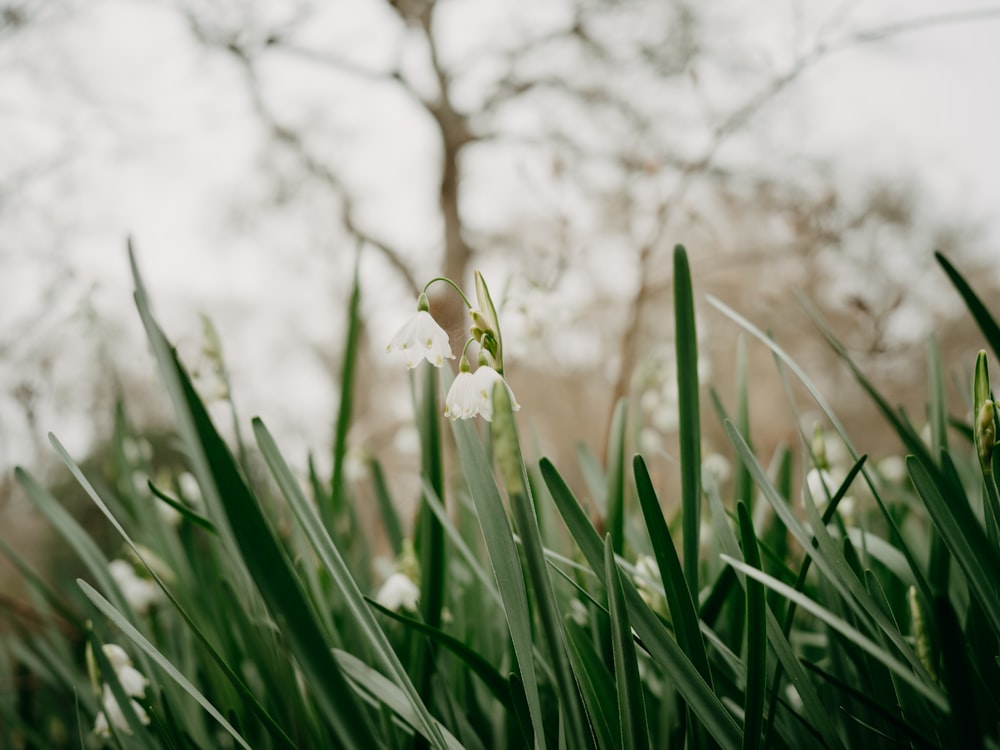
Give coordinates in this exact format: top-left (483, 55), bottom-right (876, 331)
top-left (90, 644), bottom-right (150, 739)
top-left (386, 271), bottom-right (519, 421)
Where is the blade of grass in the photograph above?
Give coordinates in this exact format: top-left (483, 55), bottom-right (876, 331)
top-left (370, 458), bottom-right (404, 557)
top-left (936, 251), bottom-right (1000, 362)
top-left (720, 556), bottom-right (947, 711)
top-left (907, 455), bottom-right (1000, 635)
top-left (605, 399), bottom-right (627, 554)
top-left (703, 460), bottom-right (844, 750)
top-left (540, 457), bottom-right (743, 750)
top-left (129, 245), bottom-right (380, 749)
top-left (78, 580), bottom-right (252, 750)
top-left (332, 649), bottom-right (464, 750)
top-left (736, 502), bottom-right (766, 750)
top-left (255, 418), bottom-right (447, 749)
top-left (329, 242), bottom-right (363, 524)
top-left (603, 536), bottom-right (648, 749)
top-left (492, 383), bottom-right (592, 750)
top-left (674, 244), bottom-right (702, 601)
top-left (564, 624), bottom-right (619, 750)
top-left (451, 417), bottom-right (546, 750)
top-left (633, 453), bottom-right (712, 749)
top-left (49, 435), bottom-right (299, 750)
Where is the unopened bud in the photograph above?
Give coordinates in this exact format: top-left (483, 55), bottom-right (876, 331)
top-left (977, 400), bottom-right (995, 468)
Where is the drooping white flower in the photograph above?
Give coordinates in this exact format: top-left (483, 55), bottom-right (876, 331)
top-left (444, 363), bottom-right (520, 422)
top-left (386, 298), bottom-right (454, 369)
top-left (93, 645), bottom-right (150, 738)
top-left (375, 572), bottom-right (420, 612)
top-left (109, 559), bottom-right (162, 615)
top-left (472, 366), bottom-right (519, 422)
top-left (444, 369), bottom-right (481, 420)
top-left (94, 684), bottom-right (150, 737)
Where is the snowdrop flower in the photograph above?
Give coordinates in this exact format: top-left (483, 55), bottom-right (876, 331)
top-left (804, 467), bottom-right (835, 507)
top-left (109, 559), bottom-right (162, 615)
top-left (444, 367), bottom-right (480, 420)
top-left (375, 572), bottom-right (420, 612)
top-left (445, 358), bottom-right (520, 422)
top-left (386, 293), bottom-right (454, 369)
top-left (93, 645), bottom-right (150, 738)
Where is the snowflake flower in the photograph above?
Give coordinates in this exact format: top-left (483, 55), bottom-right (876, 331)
top-left (109, 559), bottom-right (162, 616)
top-left (92, 644), bottom-right (150, 738)
top-left (375, 572), bottom-right (420, 612)
top-left (386, 295), bottom-right (454, 369)
top-left (444, 363), bottom-right (520, 422)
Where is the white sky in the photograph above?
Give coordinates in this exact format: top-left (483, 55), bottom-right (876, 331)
top-left (2, 0), bottom-right (1000, 471)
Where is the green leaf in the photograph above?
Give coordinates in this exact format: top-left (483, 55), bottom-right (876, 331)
top-left (49, 435), bottom-right (297, 750)
top-left (674, 244), bottom-right (702, 601)
top-left (451, 416), bottom-right (546, 749)
top-left (605, 399), bottom-right (627, 555)
top-left (720, 556), bottom-right (947, 712)
top-left (128, 246), bottom-right (380, 749)
top-left (492, 382), bottom-right (592, 750)
top-left (329, 242), bottom-right (364, 524)
top-left (736, 502), bottom-right (766, 750)
top-left (78, 580), bottom-right (253, 750)
top-left (541, 458), bottom-right (743, 749)
top-left (603, 536), bottom-right (648, 749)
top-left (907, 455), bottom-right (1000, 636)
top-left (333, 650), bottom-right (465, 750)
top-left (367, 598), bottom-right (514, 712)
top-left (565, 624), bottom-right (620, 750)
top-left (703, 458), bottom-right (845, 750)
top-left (934, 595), bottom-right (985, 750)
top-left (255, 418), bottom-right (447, 748)
top-left (936, 251), bottom-right (1000, 362)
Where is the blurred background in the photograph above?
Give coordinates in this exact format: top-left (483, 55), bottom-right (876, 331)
top-left (3, 0), bottom-right (1000, 582)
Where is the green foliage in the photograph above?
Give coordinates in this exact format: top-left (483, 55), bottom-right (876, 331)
top-left (4, 245), bottom-right (1000, 749)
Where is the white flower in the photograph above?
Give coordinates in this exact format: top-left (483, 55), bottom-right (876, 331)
top-left (445, 365), bottom-right (520, 422)
top-left (444, 370), bottom-right (481, 420)
top-left (386, 309), bottom-right (454, 369)
top-left (93, 645), bottom-right (150, 738)
top-left (94, 684), bottom-right (150, 737)
top-left (375, 572), bottom-right (420, 612)
top-left (109, 559), bottom-right (162, 615)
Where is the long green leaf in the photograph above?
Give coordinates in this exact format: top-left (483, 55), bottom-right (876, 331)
top-left (329, 243), bottom-right (363, 523)
top-left (907, 455), bottom-right (1000, 635)
top-left (603, 536), bottom-right (648, 749)
top-left (605, 399), bottom-right (627, 554)
top-left (565, 624), bottom-right (620, 750)
top-left (492, 383), bottom-right (592, 750)
top-left (78, 580), bottom-right (252, 750)
top-left (255, 418), bottom-right (447, 748)
top-left (720, 557), bottom-right (947, 711)
top-left (49, 436), bottom-right (297, 749)
top-left (736, 502), bottom-right (766, 750)
top-left (451, 417), bottom-right (546, 749)
top-left (129, 246), bottom-right (379, 749)
top-left (540, 458), bottom-right (743, 749)
top-left (332, 650), bottom-right (465, 750)
top-left (674, 244), bottom-right (702, 601)
top-left (936, 251), bottom-right (1000, 362)
top-left (703, 459), bottom-right (844, 750)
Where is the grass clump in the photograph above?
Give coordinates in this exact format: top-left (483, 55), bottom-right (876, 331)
top-left (2, 244), bottom-right (999, 749)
